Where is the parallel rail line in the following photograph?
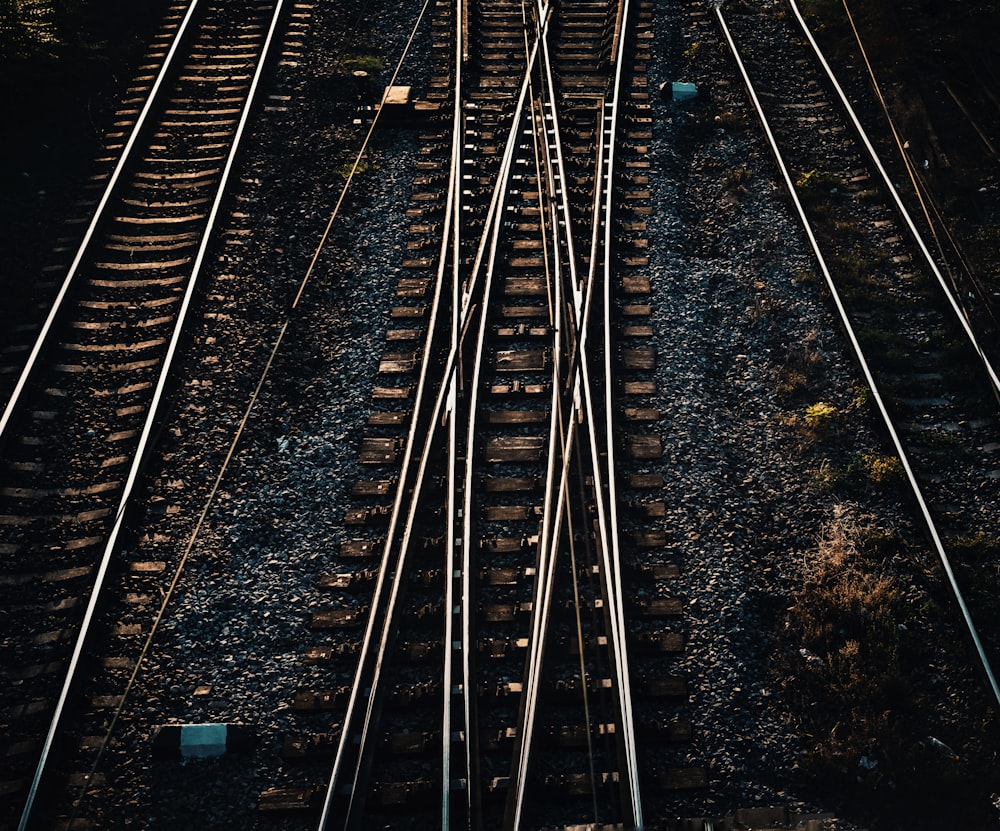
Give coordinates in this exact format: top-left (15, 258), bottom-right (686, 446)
top-left (265, 0), bottom-right (694, 828)
top-left (718, 1), bottom-right (1000, 706)
top-left (0, 1), bottom-right (287, 826)
top-left (10, 0), bottom-right (995, 827)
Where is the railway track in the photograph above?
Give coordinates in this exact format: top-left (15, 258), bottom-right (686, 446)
top-left (716, 0), bottom-right (1000, 704)
top-left (261, 0), bottom-right (708, 828)
top-left (802, 0), bottom-right (1000, 346)
top-left (4, 0), bottom-right (1000, 828)
top-left (0, 0), bottom-right (288, 826)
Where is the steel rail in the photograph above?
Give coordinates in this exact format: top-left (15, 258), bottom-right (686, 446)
top-left (787, 0), bottom-right (1000, 397)
top-left (546, 110), bottom-right (603, 826)
top-left (597, 0), bottom-right (643, 818)
top-left (443, 0), bottom-right (469, 824)
top-left (460, 6), bottom-right (562, 819)
top-left (334, 131), bottom-right (455, 829)
top-left (505, 74), bottom-right (569, 831)
top-left (319, 13), bottom-right (550, 828)
top-left (16, 3), bottom-right (288, 827)
top-left (505, 1), bottom-right (643, 825)
top-left (450, 0), bottom-right (553, 812)
top-left (834, 0), bottom-right (1000, 370)
top-left (545, 1), bottom-right (643, 822)
top-left (504, 19), bottom-right (588, 824)
top-left (40, 3), bottom-right (445, 827)
top-left (717, 5), bottom-right (1000, 709)
top-left (0, 0), bottom-right (203, 442)
top-left (319, 2), bottom-right (457, 822)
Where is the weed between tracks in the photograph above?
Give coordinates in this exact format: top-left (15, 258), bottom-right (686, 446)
top-left (779, 509), bottom-right (1000, 826)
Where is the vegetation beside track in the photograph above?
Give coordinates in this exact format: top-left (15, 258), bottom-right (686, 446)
top-left (779, 509), bottom-right (1000, 828)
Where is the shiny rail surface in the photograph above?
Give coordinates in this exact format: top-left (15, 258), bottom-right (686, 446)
top-left (716, 2), bottom-right (1000, 709)
top-left (312, 0), bottom-right (652, 828)
top-left (1, 1), bottom-right (287, 826)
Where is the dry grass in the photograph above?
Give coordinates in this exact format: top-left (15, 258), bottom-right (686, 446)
top-left (777, 509), bottom-right (988, 817)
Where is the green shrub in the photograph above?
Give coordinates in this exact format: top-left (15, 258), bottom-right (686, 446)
top-left (805, 400), bottom-right (837, 428)
top-left (342, 54), bottom-right (384, 73)
top-left (796, 169), bottom-right (844, 197)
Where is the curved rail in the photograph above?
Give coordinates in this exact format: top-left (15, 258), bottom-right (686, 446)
top-left (505, 0), bottom-right (642, 826)
top-left (316, 5), bottom-right (551, 827)
top-left (16, 3), bottom-right (288, 827)
top-left (443, 0), bottom-right (468, 825)
top-left (716, 4), bottom-right (1000, 710)
top-left (319, 1), bottom-right (647, 825)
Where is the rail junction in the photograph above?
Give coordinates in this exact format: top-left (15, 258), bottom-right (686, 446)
top-left (1, 0), bottom-right (999, 829)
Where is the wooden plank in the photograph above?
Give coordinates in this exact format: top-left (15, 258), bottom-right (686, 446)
top-left (480, 567), bottom-right (523, 585)
top-left (628, 472), bottom-right (663, 489)
top-left (486, 410), bottom-right (548, 425)
top-left (257, 787), bottom-right (320, 814)
top-left (622, 275), bottom-right (651, 293)
top-left (351, 479), bottom-right (395, 497)
top-left (372, 386), bottom-right (412, 400)
top-left (633, 562), bottom-right (681, 580)
top-left (632, 529), bottom-right (666, 547)
top-left (621, 347), bottom-right (656, 370)
top-left (292, 688), bottom-right (351, 711)
top-left (627, 434), bottom-right (662, 459)
top-left (495, 322), bottom-right (552, 338)
top-left (501, 304), bottom-right (547, 318)
top-left (396, 278), bottom-right (429, 298)
top-left (386, 328), bottom-right (422, 341)
top-left (389, 305), bottom-right (426, 319)
top-left (318, 571), bottom-right (375, 590)
top-left (310, 608), bottom-right (366, 629)
top-left (483, 505), bottom-right (540, 521)
top-left (344, 505), bottom-right (390, 525)
top-left (622, 324), bottom-right (654, 337)
top-left (624, 407), bottom-right (660, 422)
top-left (341, 539), bottom-right (381, 558)
top-left (481, 536), bottom-right (534, 553)
top-left (480, 603), bottom-right (523, 622)
top-left (637, 598), bottom-right (683, 618)
top-left (483, 476), bottom-right (539, 493)
top-left (378, 356), bottom-right (417, 374)
top-left (489, 380), bottom-right (550, 395)
top-left (281, 733), bottom-right (339, 761)
top-left (485, 436), bottom-right (545, 462)
top-left (495, 349), bottom-right (548, 372)
top-left (633, 632), bottom-right (686, 654)
top-left (504, 276), bottom-right (547, 296)
top-left (651, 767), bottom-right (709, 790)
top-left (385, 732), bottom-right (435, 755)
top-left (508, 256), bottom-right (545, 269)
top-left (544, 772), bottom-right (618, 795)
top-left (359, 437), bottom-right (400, 464)
top-left (367, 411), bottom-right (408, 427)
